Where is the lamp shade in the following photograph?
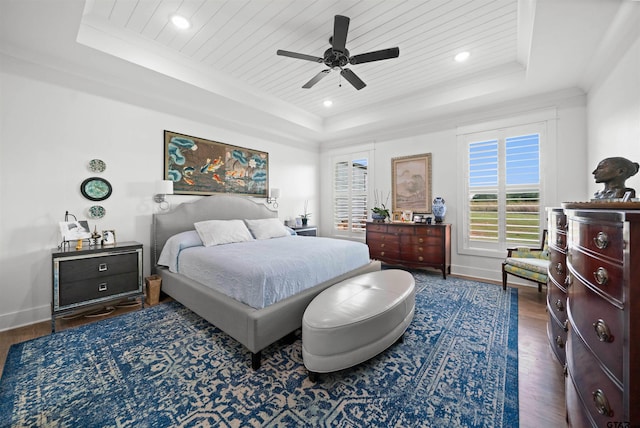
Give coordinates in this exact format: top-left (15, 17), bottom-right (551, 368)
top-left (270, 188), bottom-right (280, 198)
top-left (156, 180), bottom-right (174, 195)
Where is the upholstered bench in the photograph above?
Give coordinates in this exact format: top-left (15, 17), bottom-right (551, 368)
top-left (301, 269), bottom-right (415, 381)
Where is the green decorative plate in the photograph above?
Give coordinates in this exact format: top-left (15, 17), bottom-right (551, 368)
top-left (80, 177), bottom-right (112, 201)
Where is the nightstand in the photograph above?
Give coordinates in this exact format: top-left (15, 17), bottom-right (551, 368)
top-left (51, 241), bottom-right (143, 331)
top-left (291, 225), bottom-right (318, 236)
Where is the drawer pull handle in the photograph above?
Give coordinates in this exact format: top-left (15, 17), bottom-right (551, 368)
top-left (593, 267), bottom-right (608, 286)
top-left (555, 263), bottom-right (564, 275)
top-left (418, 247), bottom-right (423, 252)
top-left (99, 263), bottom-right (108, 272)
top-left (555, 336), bottom-right (564, 349)
top-left (555, 299), bottom-right (565, 312)
top-left (562, 320), bottom-right (569, 332)
top-left (564, 274), bottom-right (571, 287)
top-left (592, 389), bottom-right (613, 417)
top-left (593, 319), bottom-right (614, 343)
top-left (556, 236), bottom-right (562, 245)
top-left (380, 251), bottom-right (385, 257)
top-left (98, 283), bottom-right (107, 292)
top-left (418, 256), bottom-right (423, 262)
top-left (380, 243), bottom-right (385, 248)
top-left (418, 238), bottom-right (424, 243)
top-left (593, 232), bottom-right (608, 249)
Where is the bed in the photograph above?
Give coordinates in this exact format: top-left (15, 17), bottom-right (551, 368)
top-left (152, 195), bottom-right (381, 369)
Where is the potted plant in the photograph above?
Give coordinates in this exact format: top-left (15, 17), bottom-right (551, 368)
top-left (371, 190), bottom-right (390, 222)
top-left (300, 200), bottom-right (311, 226)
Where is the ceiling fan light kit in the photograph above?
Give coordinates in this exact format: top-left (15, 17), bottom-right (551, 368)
top-left (277, 15), bottom-right (400, 90)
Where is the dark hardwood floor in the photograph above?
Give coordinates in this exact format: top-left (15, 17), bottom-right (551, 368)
top-left (0, 284), bottom-right (566, 427)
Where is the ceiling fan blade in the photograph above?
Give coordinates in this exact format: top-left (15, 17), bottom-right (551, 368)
top-left (277, 50), bottom-right (323, 63)
top-left (350, 47), bottom-right (400, 65)
top-left (332, 15), bottom-right (350, 52)
top-left (340, 68), bottom-right (366, 90)
top-left (302, 69), bottom-right (331, 88)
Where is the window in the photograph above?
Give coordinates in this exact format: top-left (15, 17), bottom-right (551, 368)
top-left (462, 123), bottom-right (545, 253)
top-left (333, 154), bottom-right (368, 236)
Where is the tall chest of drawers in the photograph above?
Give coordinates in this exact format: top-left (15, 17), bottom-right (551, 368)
top-left (365, 222), bottom-right (451, 278)
top-left (547, 208), bottom-right (568, 365)
top-left (564, 209), bottom-right (639, 427)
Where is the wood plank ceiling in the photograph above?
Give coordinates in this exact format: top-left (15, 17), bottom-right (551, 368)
top-left (81, 0), bottom-right (520, 120)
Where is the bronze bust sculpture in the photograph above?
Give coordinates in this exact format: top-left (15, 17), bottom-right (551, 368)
top-left (592, 156), bottom-right (639, 199)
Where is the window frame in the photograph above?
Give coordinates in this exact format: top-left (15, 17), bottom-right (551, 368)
top-left (457, 112), bottom-right (555, 258)
top-left (331, 151), bottom-right (370, 239)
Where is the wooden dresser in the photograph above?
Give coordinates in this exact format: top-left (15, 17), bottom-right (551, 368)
top-left (564, 208), bottom-right (639, 427)
top-left (547, 207), bottom-right (568, 366)
top-left (365, 222), bottom-right (451, 278)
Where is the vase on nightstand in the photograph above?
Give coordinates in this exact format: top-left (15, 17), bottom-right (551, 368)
top-left (433, 197), bottom-right (446, 223)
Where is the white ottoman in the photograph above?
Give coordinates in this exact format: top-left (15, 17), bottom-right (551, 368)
top-left (302, 269), bottom-right (415, 380)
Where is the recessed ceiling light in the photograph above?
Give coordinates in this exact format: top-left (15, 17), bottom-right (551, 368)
top-left (170, 14), bottom-right (191, 30)
top-left (454, 51), bottom-right (470, 62)
top-left (323, 100), bottom-right (333, 107)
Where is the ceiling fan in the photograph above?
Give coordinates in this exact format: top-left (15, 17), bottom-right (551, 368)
top-left (276, 15), bottom-right (400, 90)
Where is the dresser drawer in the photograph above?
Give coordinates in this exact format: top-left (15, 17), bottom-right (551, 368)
top-left (367, 232), bottom-right (400, 246)
top-left (386, 224), bottom-right (413, 235)
top-left (402, 246), bottom-right (444, 263)
top-left (548, 282), bottom-right (568, 324)
top-left (369, 247), bottom-right (401, 260)
top-left (58, 252), bottom-right (139, 282)
top-left (571, 220), bottom-right (623, 262)
top-left (548, 248), bottom-right (567, 290)
top-left (547, 311), bottom-right (567, 364)
top-left (549, 229), bottom-right (567, 250)
top-left (414, 226), bottom-right (444, 237)
top-left (58, 271), bottom-right (140, 308)
top-left (366, 223), bottom-right (388, 233)
top-left (568, 278), bottom-right (623, 383)
top-left (567, 327), bottom-right (622, 426)
top-left (566, 374), bottom-right (597, 428)
top-left (569, 248), bottom-right (623, 305)
top-left (400, 234), bottom-right (440, 246)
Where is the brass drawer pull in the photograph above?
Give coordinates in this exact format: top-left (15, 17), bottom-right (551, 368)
top-left (418, 256), bottom-right (423, 262)
top-left (555, 299), bottom-right (565, 312)
top-left (98, 282), bottom-right (107, 292)
top-left (555, 263), bottom-right (564, 275)
top-left (555, 336), bottom-right (565, 349)
top-left (99, 263), bottom-right (108, 272)
top-left (562, 320), bottom-right (569, 332)
top-left (418, 237), bottom-right (424, 243)
top-left (593, 319), bottom-right (614, 343)
top-left (592, 389), bottom-right (613, 417)
top-left (564, 274), bottom-right (571, 287)
top-left (593, 231), bottom-right (608, 249)
top-left (380, 243), bottom-right (385, 248)
top-left (593, 267), bottom-right (608, 286)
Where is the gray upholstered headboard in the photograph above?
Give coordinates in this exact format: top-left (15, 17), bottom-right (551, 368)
top-left (152, 195), bottom-right (277, 267)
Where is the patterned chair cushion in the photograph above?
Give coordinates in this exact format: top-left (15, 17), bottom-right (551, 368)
top-left (504, 257), bottom-right (549, 275)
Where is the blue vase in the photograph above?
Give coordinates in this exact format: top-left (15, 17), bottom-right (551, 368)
top-left (432, 197), bottom-right (446, 223)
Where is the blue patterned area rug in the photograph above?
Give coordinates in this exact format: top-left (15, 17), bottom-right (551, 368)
top-left (0, 271), bottom-right (518, 427)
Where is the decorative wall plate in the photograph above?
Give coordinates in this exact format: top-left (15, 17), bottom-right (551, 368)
top-left (89, 159), bottom-right (106, 173)
top-left (88, 205), bottom-right (106, 219)
top-left (81, 177), bottom-right (112, 201)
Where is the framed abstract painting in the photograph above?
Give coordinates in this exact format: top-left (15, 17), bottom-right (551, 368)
top-left (164, 130), bottom-right (269, 197)
top-left (391, 153), bottom-right (432, 213)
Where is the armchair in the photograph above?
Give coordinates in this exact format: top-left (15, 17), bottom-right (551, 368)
top-left (502, 230), bottom-right (549, 291)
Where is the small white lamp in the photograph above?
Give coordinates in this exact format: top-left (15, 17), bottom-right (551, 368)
top-left (154, 180), bottom-right (174, 210)
top-left (267, 188), bottom-right (280, 208)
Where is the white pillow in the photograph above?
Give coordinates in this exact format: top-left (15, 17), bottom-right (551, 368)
top-left (194, 219), bottom-right (254, 247)
top-left (244, 218), bottom-right (290, 240)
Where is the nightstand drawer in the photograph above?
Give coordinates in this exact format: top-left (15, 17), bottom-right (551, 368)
top-left (58, 252), bottom-right (138, 281)
top-left (58, 271), bottom-right (140, 307)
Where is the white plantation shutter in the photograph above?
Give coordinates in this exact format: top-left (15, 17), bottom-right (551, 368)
top-left (464, 124), bottom-right (543, 251)
top-left (333, 155), bottom-right (368, 236)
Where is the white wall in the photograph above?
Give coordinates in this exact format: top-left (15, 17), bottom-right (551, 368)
top-left (0, 68), bottom-right (319, 331)
top-left (587, 35), bottom-right (640, 197)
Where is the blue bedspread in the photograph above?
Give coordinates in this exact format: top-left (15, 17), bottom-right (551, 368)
top-left (165, 236), bottom-right (370, 309)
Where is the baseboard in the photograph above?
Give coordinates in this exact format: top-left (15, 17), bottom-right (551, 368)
top-left (0, 304), bottom-right (50, 332)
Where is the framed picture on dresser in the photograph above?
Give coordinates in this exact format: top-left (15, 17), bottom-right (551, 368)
top-left (391, 153), bottom-right (432, 213)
